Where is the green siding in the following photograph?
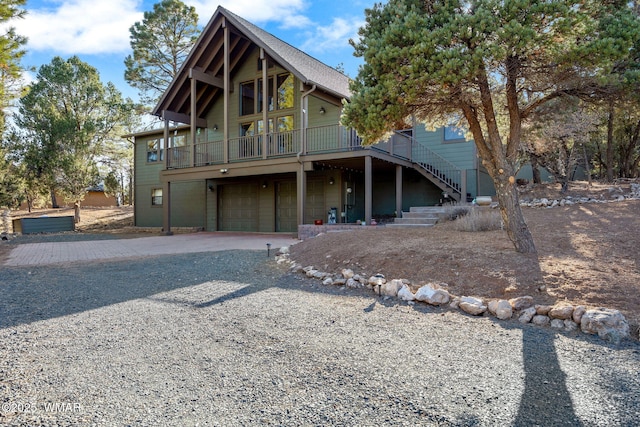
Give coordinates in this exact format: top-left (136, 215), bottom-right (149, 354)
top-left (171, 181), bottom-right (206, 228)
top-left (414, 126), bottom-right (477, 170)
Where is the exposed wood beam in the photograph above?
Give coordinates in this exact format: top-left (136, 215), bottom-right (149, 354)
top-left (162, 110), bottom-right (207, 128)
top-left (190, 68), bottom-right (224, 88)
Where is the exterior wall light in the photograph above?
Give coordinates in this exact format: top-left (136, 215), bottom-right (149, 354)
top-left (220, 168), bottom-right (228, 174)
top-left (319, 106), bottom-right (326, 114)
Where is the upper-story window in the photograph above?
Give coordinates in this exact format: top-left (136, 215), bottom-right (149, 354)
top-left (172, 134), bottom-right (186, 147)
top-left (240, 73), bottom-right (294, 116)
top-left (277, 74), bottom-right (294, 110)
top-left (240, 81), bottom-right (255, 116)
top-left (147, 138), bottom-right (164, 162)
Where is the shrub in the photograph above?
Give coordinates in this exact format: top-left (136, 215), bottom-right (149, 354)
top-left (452, 208), bottom-right (503, 232)
top-left (440, 203), bottom-right (473, 221)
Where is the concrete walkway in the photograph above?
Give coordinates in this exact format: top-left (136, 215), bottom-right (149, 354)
top-left (3, 232), bottom-right (299, 266)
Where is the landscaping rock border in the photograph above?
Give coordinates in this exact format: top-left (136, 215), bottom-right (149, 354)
top-left (275, 248), bottom-right (632, 344)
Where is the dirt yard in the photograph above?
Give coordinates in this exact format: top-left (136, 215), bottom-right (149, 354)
top-left (290, 182), bottom-right (640, 339)
top-left (2, 182), bottom-right (639, 338)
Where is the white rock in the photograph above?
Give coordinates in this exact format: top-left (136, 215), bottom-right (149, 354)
top-left (312, 271), bottom-right (326, 279)
top-left (535, 305), bottom-right (552, 316)
top-left (458, 296), bottom-right (487, 315)
top-left (368, 275), bottom-right (386, 286)
top-left (572, 306), bottom-right (586, 324)
top-left (333, 278), bottom-right (346, 286)
top-left (549, 304), bottom-right (574, 320)
top-left (380, 279), bottom-right (404, 297)
top-left (509, 296), bottom-right (534, 311)
top-left (341, 268), bottom-right (354, 279)
top-left (449, 297), bottom-right (461, 310)
top-left (397, 284), bottom-right (416, 301)
top-left (519, 307), bottom-right (536, 324)
top-left (415, 284), bottom-right (451, 306)
top-left (531, 315), bottom-right (550, 326)
top-left (322, 277), bottom-right (333, 286)
top-left (306, 269), bottom-right (318, 277)
top-left (580, 308), bottom-right (630, 344)
top-left (488, 300), bottom-right (513, 320)
top-left (346, 278), bottom-right (360, 288)
top-left (278, 246), bottom-right (290, 254)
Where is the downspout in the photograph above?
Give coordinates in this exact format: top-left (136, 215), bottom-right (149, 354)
top-left (296, 84), bottom-right (317, 230)
top-left (297, 84), bottom-right (317, 162)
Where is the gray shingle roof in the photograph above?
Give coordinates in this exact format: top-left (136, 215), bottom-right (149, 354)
top-left (220, 7), bottom-right (351, 99)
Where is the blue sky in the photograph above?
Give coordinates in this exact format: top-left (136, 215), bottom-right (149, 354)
top-left (14, 0), bottom-right (377, 101)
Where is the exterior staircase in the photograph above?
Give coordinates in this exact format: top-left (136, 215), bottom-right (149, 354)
top-left (386, 206), bottom-right (447, 228)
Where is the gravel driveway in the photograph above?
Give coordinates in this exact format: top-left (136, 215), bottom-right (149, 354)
top-left (1, 242), bottom-right (639, 426)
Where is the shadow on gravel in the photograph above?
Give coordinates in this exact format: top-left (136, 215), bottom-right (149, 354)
top-left (513, 327), bottom-right (582, 427)
top-left (0, 250), bottom-right (274, 329)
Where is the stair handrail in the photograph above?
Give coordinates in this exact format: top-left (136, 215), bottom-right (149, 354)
top-left (403, 132), bottom-right (463, 196)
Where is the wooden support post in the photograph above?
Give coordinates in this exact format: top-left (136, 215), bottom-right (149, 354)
top-left (162, 181), bottom-right (172, 235)
top-left (296, 163), bottom-right (307, 227)
top-left (190, 76), bottom-right (197, 167)
top-left (365, 156), bottom-right (372, 225)
top-left (396, 165), bottom-right (403, 218)
top-left (223, 19), bottom-right (229, 164)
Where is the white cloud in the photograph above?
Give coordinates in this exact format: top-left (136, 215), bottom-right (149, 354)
top-left (17, 0), bottom-right (142, 55)
top-left (189, 0), bottom-right (310, 28)
top-left (299, 16), bottom-right (364, 54)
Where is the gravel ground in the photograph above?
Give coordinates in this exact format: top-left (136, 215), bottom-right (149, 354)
top-left (1, 243), bottom-right (639, 426)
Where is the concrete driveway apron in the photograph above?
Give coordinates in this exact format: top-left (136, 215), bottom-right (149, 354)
top-left (3, 232), bottom-right (299, 266)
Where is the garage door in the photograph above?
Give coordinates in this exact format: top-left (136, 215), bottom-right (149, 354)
top-left (219, 183), bottom-right (258, 231)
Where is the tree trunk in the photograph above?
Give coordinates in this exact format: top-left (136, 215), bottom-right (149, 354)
top-left (529, 152), bottom-right (542, 184)
top-left (606, 100), bottom-right (615, 183)
top-left (492, 168), bottom-right (537, 254)
top-left (50, 189), bottom-right (59, 209)
top-left (74, 201), bottom-right (81, 223)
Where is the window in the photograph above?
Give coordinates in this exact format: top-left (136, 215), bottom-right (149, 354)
top-left (258, 119), bottom-right (274, 134)
top-left (151, 188), bottom-right (163, 206)
top-left (277, 115), bottom-right (294, 132)
top-left (146, 138), bottom-right (164, 162)
top-left (240, 81), bottom-right (255, 116)
top-left (277, 74), bottom-right (294, 110)
top-left (258, 77), bottom-right (274, 112)
top-left (172, 134), bottom-right (186, 147)
top-left (240, 73), bottom-right (294, 116)
top-left (241, 122), bottom-right (256, 136)
top-left (444, 126), bottom-right (466, 142)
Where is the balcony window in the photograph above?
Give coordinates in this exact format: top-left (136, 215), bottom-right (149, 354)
top-left (277, 74), bottom-right (294, 110)
top-left (240, 81), bottom-right (255, 116)
top-left (258, 77), bottom-right (274, 112)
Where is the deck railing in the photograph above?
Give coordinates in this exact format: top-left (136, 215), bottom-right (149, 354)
top-left (165, 124), bottom-right (462, 196)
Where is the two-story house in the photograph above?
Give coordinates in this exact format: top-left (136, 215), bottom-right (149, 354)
top-left (129, 6), bottom-right (489, 235)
